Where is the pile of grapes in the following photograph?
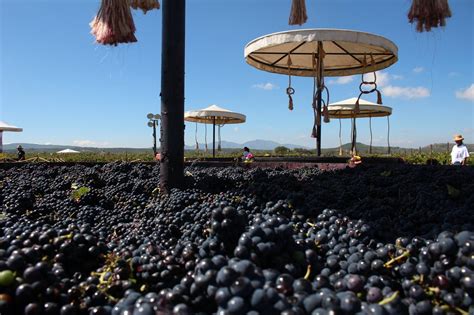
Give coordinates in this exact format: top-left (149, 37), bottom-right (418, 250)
top-left (0, 163), bottom-right (472, 315)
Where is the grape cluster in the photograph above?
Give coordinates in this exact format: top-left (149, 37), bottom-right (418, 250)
top-left (0, 163), bottom-right (472, 314)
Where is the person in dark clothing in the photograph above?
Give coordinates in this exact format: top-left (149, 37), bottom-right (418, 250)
top-left (17, 145), bottom-right (25, 161)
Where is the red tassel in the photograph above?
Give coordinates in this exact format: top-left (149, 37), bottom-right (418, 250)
top-left (323, 105), bottom-right (330, 123)
top-left (289, 0), bottom-right (308, 26)
top-left (90, 0), bottom-right (137, 46)
top-left (130, 0), bottom-right (160, 14)
top-left (354, 97), bottom-right (361, 115)
top-left (288, 95), bottom-right (294, 111)
top-left (376, 90), bottom-right (383, 105)
top-left (311, 126), bottom-right (317, 138)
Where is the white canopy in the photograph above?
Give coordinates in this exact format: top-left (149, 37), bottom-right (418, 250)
top-left (245, 29), bottom-right (398, 77)
top-left (0, 121), bottom-right (23, 132)
top-left (57, 149), bottom-right (80, 154)
top-left (328, 98), bottom-right (392, 119)
top-left (184, 105), bottom-right (246, 124)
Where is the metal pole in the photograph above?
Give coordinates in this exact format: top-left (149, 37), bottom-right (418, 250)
top-left (213, 117), bottom-right (216, 158)
top-left (316, 42), bottom-right (323, 156)
top-left (160, 0), bottom-right (185, 193)
top-left (369, 116), bottom-right (373, 154)
top-left (0, 131), bottom-right (3, 154)
top-left (352, 117), bottom-right (357, 155)
top-left (152, 120), bottom-right (157, 156)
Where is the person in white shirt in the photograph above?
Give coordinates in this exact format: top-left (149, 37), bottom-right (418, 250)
top-left (451, 134), bottom-right (469, 165)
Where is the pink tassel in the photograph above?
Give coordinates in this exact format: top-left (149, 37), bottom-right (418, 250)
top-left (130, 0), bottom-right (160, 14)
top-left (90, 0), bottom-right (137, 46)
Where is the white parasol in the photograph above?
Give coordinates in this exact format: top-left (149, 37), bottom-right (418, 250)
top-left (328, 97), bottom-right (392, 155)
top-left (245, 29), bottom-right (398, 155)
top-left (0, 121), bottom-right (23, 153)
top-left (185, 105), bottom-right (246, 157)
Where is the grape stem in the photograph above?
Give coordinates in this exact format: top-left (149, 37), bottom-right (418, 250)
top-left (383, 251), bottom-right (410, 268)
top-left (378, 291), bottom-right (399, 305)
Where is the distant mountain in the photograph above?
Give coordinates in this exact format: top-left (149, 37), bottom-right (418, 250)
top-left (3, 142), bottom-right (472, 154)
top-left (185, 139), bottom-right (309, 150)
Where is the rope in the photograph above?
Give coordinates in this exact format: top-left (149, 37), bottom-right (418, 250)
top-left (387, 116), bottom-right (391, 155)
top-left (287, 55), bottom-right (294, 110)
top-left (369, 116), bottom-right (373, 154)
top-left (205, 123), bottom-right (208, 152)
top-left (195, 122), bottom-right (199, 151)
top-left (338, 118), bottom-right (343, 156)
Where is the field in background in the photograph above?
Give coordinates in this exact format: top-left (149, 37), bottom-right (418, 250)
top-left (1, 146), bottom-right (472, 165)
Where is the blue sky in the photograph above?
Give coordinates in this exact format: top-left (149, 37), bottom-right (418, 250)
top-left (1, 0), bottom-right (473, 149)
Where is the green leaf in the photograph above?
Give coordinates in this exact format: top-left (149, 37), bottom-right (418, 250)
top-left (71, 186), bottom-right (91, 201)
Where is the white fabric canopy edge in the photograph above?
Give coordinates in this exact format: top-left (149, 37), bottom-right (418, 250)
top-left (245, 28), bottom-right (398, 77)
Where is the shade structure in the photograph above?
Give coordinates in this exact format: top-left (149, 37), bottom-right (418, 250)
top-left (185, 105), bottom-right (246, 157)
top-left (0, 121), bottom-right (23, 153)
top-left (327, 98), bottom-right (392, 155)
top-left (245, 29), bottom-right (398, 77)
top-left (57, 149), bottom-right (80, 154)
top-left (245, 29), bottom-right (398, 155)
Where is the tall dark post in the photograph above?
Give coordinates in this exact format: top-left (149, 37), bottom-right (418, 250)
top-left (212, 117), bottom-right (216, 158)
top-left (152, 121), bottom-right (157, 156)
top-left (316, 42), bottom-right (323, 156)
top-left (160, 0), bottom-right (185, 193)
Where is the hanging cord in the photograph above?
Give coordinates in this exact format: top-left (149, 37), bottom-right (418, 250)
top-left (217, 124), bottom-right (225, 151)
top-left (311, 52), bottom-right (330, 138)
top-left (355, 54), bottom-right (383, 114)
top-left (338, 118), bottom-right (343, 156)
top-left (387, 116), bottom-right (391, 155)
top-left (195, 122), bottom-right (199, 151)
top-left (204, 123), bottom-right (208, 153)
top-left (369, 116), bottom-right (373, 154)
top-left (286, 55), bottom-right (295, 110)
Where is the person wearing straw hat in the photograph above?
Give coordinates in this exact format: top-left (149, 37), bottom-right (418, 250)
top-left (16, 145), bottom-right (26, 161)
top-left (451, 135), bottom-right (469, 165)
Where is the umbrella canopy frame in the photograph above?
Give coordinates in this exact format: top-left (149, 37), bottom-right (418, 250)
top-left (245, 29), bottom-right (398, 156)
top-left (0, 121), bottom-right (23, 154)
top-left (185, 105), bottom-right (246, 157)
top-left (328, 98), bottom-right (392, 155)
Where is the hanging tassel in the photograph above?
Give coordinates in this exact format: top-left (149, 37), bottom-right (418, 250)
top-left (288, 92), bottom-right (294, 111)
top-left (323, 105), bottom-right (330, 123)
top-left (311, 126), bottom-right (317, 138)
top-left (376, 90), bottom-right (383, 105)
top-left (90, 0), bottom-right (137, 46)
top-left (408, 0), bottom-right (451, 32)
top-left (130, 0), bottom-right (160, 14)
top-left (289, 0), bottom-right (308, 26)
top-left (354, 96), bottom-right (361, 114)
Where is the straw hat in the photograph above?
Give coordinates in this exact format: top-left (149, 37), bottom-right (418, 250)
top-left (453, 134), bottom-right (464, 141)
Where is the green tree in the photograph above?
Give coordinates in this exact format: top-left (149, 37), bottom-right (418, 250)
top-left (274, 146), bottom-right (291, 155)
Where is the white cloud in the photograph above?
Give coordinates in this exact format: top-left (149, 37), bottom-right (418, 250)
top-left (382, 86), bottom-right (430, 99)
top-left (233, 127), bottom-right (239, 132)
top-left (392, 74), bottom-right (404, 80)
top-left (413, 67), bottom-right (424, 74)
top-left (328, 76), bottom-right (354, 85)
top-left (252, 82), bottom-right (278, 90)
top-left (455, 84), bottom-right (474, 102)
top-left (73, 140), bottom-right (110, 147)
